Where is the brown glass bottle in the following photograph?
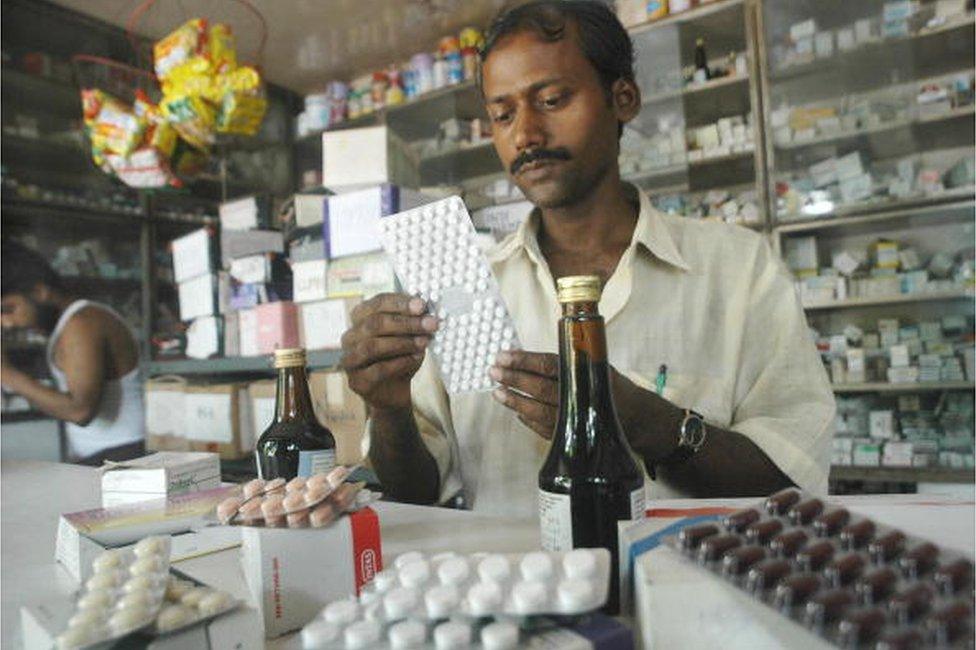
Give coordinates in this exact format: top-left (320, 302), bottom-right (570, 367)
top-left (255, 348), bottom-right (337, 480)
top-left (538, 276), bottom-right (646, 615)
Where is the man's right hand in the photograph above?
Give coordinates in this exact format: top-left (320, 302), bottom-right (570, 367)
top-left (340, 294), bottom-right (439, 410)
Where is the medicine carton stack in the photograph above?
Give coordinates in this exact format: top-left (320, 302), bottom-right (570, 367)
top-left (172, 227), bottom-right (223, 359)
top-left (786, 235), bottom-right (973, 305)
top-left (816, 316), bottom-right (974, 386)
top-left (832, 393), bottom-right (974, 470)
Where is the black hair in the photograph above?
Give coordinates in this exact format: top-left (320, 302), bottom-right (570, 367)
top-left (479, 0), bottom-right (636, 102)
top-left (1, 239), bottom-right (63, 296)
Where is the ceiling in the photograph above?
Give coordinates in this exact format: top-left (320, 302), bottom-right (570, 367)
top-left (49, 0), bottom-right (518, 94)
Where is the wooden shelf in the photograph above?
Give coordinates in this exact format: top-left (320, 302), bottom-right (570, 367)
top-left (804, 290), bottom-right (974, 311)
top-left (642, 74), bottom-right (749, 105)
top-left (147, 350), bottom-right (341, 376)
top-left (775, 106), bottom-right (976, 151)
top-left (688, 150), bottom-right (755, 167)
top-left (832, 381), bottom-right (975, 394)
top-left (830, 465), bottom-right (975, 484)
top-left (2, 199), bottom-right (214, 226)
top-left (629, 0), bottom-right (743, 34)
top-left (775, 197), bottom-right (975, 235)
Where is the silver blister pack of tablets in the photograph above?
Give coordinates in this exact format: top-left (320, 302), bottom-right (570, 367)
top-left (300, 549), bottom-right (611, 649)
top-left (378, 196), bottom-right (521, 394)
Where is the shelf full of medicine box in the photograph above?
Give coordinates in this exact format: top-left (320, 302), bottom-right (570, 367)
top-left (828, 465), bottom-right (975, 484)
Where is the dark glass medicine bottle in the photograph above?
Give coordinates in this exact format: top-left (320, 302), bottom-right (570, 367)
top-left (538, 276), bottom-right (646, 615)
top-left (256, 348), bottom-right (336, 480)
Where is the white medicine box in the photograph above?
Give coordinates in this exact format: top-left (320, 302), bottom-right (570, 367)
top-left (321, 126), bottom-right (420, 192)
top-left (323, 183), bottom-right (430, 259)
top-left (171, 227), bottom-right (217, 283)
top-left (100, 451), bottom-right (221, 508)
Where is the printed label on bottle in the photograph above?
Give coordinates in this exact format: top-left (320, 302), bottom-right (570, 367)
top-left (630, 485), bottom-right (646, 520)
top-left (298, 449), bottom-right (336, 477)
top-left (538, 489), bottom-right (573, 551)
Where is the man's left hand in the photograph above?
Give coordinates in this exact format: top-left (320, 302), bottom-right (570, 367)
top-left (490, 350), bottom-right (560, 439)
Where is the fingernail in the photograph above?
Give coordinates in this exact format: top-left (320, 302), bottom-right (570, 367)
top-left (492, 388), bottom-right (507, 403)
top-left (409, 298), bottom-right (425, 315)
top-left (489, 367), bottom-right (502, 381)
top-left (421, 316), bottom-right (439, 332)
top-left (495, 351), bottom-right (512, 366)
top-left (414, 337), bottom-right (429, 349)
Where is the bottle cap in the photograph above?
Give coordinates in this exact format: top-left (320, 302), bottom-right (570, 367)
top-left (556, 275), bottom-right (601, 304)
top-left (273, 348), bottom-right (307, 369)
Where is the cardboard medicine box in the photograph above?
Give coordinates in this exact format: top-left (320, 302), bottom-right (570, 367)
top-left (100, 451), bottom-right (220, 508)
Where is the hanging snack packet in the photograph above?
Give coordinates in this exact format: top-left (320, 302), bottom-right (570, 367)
top-left (154, 18), bottom-right (208, 79)
top-left (216, 65), bottom-right (267, 135)
top-left (208, 23), bottom-right (237, 73)
top-left (161, 94), bottom-right (217, 150)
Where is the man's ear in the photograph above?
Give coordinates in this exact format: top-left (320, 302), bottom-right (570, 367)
top-left (611, 78), bottom-right (641, 125)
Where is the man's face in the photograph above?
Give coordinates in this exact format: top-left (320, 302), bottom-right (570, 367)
top-left (1, 293), bottom-right (41, 331)
top-left (481, 27), bottom-right (629, 209)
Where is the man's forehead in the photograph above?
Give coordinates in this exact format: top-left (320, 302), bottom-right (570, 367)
top-left (482, 31), bottom-right (586, 99)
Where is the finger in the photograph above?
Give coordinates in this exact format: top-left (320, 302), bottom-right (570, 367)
top-left (492, 386), bottom-right (556, 428)
top-left (341, 336), bottom-right (428, 370)
top-left (350, 293), bottom-right (426, 326)
top-left (362, 312), bottom-right (439, 338)
top-left (517, 413), bottom-right (555, 440)
top-left (494, 350), bottom-right (559, 377)
top-left (488, 366), bottom-right (558, 406)
top-left (348, 353), bottom-right (425, 394)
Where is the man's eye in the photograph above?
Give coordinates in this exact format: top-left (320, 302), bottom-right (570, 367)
top-left (542, 95), bottom-right (563, 108)
top-left (492, 112), bottom-right (512, 124)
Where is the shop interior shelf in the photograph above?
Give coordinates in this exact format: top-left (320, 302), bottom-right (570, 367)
top-left (642, 74), bottom-right (750, 105)
top-left (774, 196), bottom-right (976, 235)
top-left (0, 410), bottom-right (53, 424)
top-left (1, 199), bottom-right (214, 226)
top-left (832, 381), bottom-right (975, 394)
top-left (830, 465), bottom-right (975, 484)
top-left (629, 0), bottom-right (743, 33)
top-left (804, 290), bottom-right (974, 311)
top-left (147, 350), bottom-right (341, 376)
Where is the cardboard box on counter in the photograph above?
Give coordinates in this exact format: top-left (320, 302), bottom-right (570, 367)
top-left (220, 229), bottom-right (284, 264)
top-left (326, 252), bottom-right (396, 299)
top-left (186, 315), bottom-right (223, 360)
top-left (309, 370), bottom-right (367, 465)
top-left (100, 451), bottom-right (221, 508)
top-left (321, 125), bottom-right (419, 192)
top-left (240, 507), bottom-right (382, 637)
top-left (323, 183), bottom-right (429, 259)
top-left (219, 195), bottom-right (272, 231)
top-left (292, 259), bottom-right (329, 303)
top-left (145, 378), bottom-right (189, 452)
top-left (184, 383), bottom-right (255, 460)
top-left (172, 227), bottom-right (218, 283)
top-left (255, 301), bottom-right (300, 354)
top-left (299, 298), bottom-right (359, 350)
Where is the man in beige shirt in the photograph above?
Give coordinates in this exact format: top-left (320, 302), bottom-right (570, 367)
top-left (339, 0), bottom-right (835, 515)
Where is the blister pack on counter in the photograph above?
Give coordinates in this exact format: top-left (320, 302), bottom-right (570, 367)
top-left (300, 548), bottom-right (611, 648)
top-left (666, 488), bottom-right (974, 648)
top-left (56, 536), bottom-right (172, 649)
top-left (216, 466), bottom-right (379, 528)
top-left (147, 569), bottom-right (239, 636)
top-left (378, 196), bottom-right (521, 394)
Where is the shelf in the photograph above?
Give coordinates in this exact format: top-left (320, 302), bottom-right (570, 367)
top-left (643, 74), bottom-right (750, 105)
top-left (775, 106), bottom-right (975, 152)
top-left (833, 381), bottom-right (975, 394)
top-left (830, 465), bottom-right (975, 484)
top-left (1, 410), bottom-right (55, 424)
top-left (771, 15), bottom-right (976, 82)
top-left (804, 290), bottom-right (974, 311)
top-left (688, 150), bottom-right (755, 167)
top-left (419, 141), bottom-right (503, 181)
top-left (147, 350), bottom-right (341, 376)
top-left (629, 0), bottom-right (743, 34)
top-left (2, 199), bottom-right (214, 226)
top-left (774, 197), bottom-right (975, 235)
top-left (623, 165), bottom-right (688, 185)
top-left (60, 276), bottom-right (144, 292)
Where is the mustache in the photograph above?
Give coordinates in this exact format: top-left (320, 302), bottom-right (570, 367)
top-left (510, 148), bottom-right (571, 175)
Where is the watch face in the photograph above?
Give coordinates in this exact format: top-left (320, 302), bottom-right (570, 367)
top-left (682, 414), bottom-right (705, 448)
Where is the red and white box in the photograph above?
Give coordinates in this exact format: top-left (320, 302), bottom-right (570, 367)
top-left (254, 301), bottom-right (300, 354)
top-left (239, 507), bottom-right (382, 638)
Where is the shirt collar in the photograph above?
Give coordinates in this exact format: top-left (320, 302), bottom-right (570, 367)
top-left (488, 185), bottom-right (691, 273)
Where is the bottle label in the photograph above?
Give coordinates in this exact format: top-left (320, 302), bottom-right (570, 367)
top-left (297, 449), bottom-right (337, 477)
top-left (630, 485), bottom-right (646, 520)
top-left (538, 490), bottom-right (573, 551)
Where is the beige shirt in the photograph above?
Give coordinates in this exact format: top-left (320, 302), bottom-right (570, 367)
top-left (373, 187), bottom-right (836, 516)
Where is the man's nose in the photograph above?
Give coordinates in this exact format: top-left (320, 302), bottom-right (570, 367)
top-left (513, 106), bottom-right (546, 152)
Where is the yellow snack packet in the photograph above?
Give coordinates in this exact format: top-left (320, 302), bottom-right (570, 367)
top-left (154, 18), bottom-right (208, 79)
top-left (209, 23), bottom-right (237, 73)
top-left (217, 92), bottom-right (267, 135)
top-left (161, 94), bottom-right (216, 150)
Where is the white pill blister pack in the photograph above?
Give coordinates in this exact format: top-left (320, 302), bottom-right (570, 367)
top-left (378, 196), bottom-right (521, 394)
top-left (151, 571), bottom-right (239, 636)
top-left (57, 536), bottom-right (172, 649)
top-left (300, 549), bottom-right (611, 649)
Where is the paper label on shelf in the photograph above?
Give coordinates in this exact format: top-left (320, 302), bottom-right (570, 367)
top-left (539, 490), bottom-right (573, 551)
top-left (297, 449), bottom-right (336, 477)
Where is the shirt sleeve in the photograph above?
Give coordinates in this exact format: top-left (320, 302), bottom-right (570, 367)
top-left (730, 238), bottom-right (837, 496)
top-left (361, 352), bottom-right (462, 504)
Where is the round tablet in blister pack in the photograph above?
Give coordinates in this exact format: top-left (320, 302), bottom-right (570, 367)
top-left (56, 536), bottom-right (172, 649)
top-left (148, 574), bottom-right (239, 636)
top-left (378, 196), bottom-right (521, 395)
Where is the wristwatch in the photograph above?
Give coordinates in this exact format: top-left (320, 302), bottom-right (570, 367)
top-left (651, 409), bottom-right (706, 478)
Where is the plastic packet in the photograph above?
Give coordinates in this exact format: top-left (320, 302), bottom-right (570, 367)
top-left (154, 18), bottom-right (208, 79)
top-left (148, 570), bottom-right (239, 636)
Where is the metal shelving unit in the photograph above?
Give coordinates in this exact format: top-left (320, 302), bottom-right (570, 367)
top-left (832, 381), bottom-right (975, 394)
top-left (803, 290), bottom-right (975, 311)
top-left (830, 465), bottom-right (975, 484)
top-left (147, 350), bottom-right (341, 376)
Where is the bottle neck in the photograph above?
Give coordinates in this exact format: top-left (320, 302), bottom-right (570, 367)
top-left (274, 365), bottom-right (316, 423)
top-left (555, 300), bottom-right (618, 448)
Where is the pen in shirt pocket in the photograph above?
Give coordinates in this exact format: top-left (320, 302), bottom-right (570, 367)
top-left (656, 364), bottom-right (667, 396)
